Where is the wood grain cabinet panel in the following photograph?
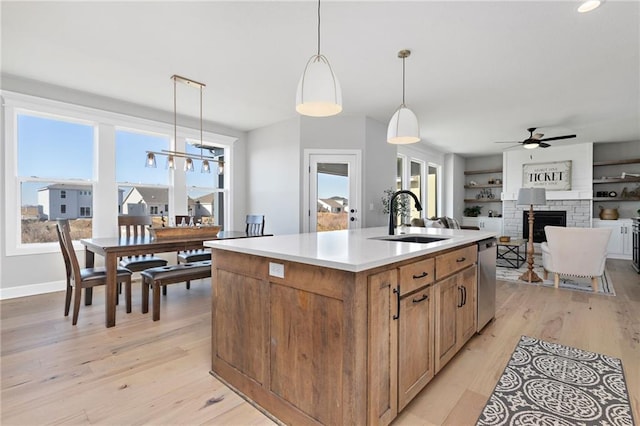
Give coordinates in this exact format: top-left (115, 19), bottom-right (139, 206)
top-left (270, 283), bottom-right (344, 425)
top-left (368, 269), bottom-right (398, 426)
top-left (398, 258), bottom-right (434, 296)
top-left (435, 245), bottom-right (477, 280)
top-left (398, 285), bottom-right (435, 410)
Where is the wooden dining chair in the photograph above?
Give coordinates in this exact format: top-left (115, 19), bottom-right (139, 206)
top-left (56, 219), bottom-right (132, 325)
top-left (246, 215), bottom-right (265, 235)
top-left (117, 215), bottom-right (168, 272)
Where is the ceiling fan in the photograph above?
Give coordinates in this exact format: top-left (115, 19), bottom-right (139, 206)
top-left (496, 127), bottom-right (576, 149)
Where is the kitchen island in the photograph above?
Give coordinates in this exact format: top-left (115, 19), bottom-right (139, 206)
top-left (204, 226), bottom-right (496, 426)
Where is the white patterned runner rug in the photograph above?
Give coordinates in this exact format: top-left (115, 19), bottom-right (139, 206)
top-left (476, 336), bottom-right (635, 426)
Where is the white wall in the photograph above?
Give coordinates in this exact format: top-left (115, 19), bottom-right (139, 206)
top-left (247, 118), bottom-right (301, 236)
top-left (364, 118), bottom-right (396, 227)
top-left (443, 153), bottom-right (466, 220)
top-left (503, 143), bottom-right (593, 201)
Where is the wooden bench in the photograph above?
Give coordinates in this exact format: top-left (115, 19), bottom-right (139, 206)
top-left (140, 261), bottom-right (212, 321)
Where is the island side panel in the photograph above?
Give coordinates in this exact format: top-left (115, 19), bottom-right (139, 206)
top-left (211, 249), bottom-right (368, 425)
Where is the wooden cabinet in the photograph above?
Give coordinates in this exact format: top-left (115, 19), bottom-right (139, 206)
top-left (398, 284), bottom-right (435, 410)
top-left (593, 219), bottom-right (633, 259)
top-left (462, 216), bottom-right (503, 235)
top-left (592, 158), bottom-right (640, 220)
top-left (434, 246), bottom-right (478, 373)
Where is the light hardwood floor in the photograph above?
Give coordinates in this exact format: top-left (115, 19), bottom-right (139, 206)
top-left (2, 260), bottom-right (639, 425)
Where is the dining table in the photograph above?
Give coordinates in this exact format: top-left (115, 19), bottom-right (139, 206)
top-left (81, 230), bottom-right (271, 327)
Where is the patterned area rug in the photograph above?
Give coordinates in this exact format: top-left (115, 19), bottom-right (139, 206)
top-left (476, 336), bottom-right (635, 426)
top-left (496, 255), bottom-right (615, 296)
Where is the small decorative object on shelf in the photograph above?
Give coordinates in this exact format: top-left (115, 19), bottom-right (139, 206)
top-left (599, 206), bottom-right (619, 220)
top-left (499, 236), bottom-right (511, 243)
top-left (469, 180), bottom-right (477, 186)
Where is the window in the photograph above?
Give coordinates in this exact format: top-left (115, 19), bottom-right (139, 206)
top-left (16, 113), bottom-right (94, 244)
top-left (185, 140), bottom-right (226, 226)
top-left (80, 207), bottom-right (91, 217)
top-left (410, 160), bottom-right (424, 221)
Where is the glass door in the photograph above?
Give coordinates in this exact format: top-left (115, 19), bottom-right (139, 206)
top-left (309, 154), bottom-right (360, 232)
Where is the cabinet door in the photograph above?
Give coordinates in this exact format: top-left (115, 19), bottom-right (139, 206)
top-left (435, 274), bottom-right (458, 373)
top-left (398, 285), bottom-right (435, 410)
top-left (457, 266), bottom-right (477, 346)
top-left (368, 269), bottom-right (398, 426)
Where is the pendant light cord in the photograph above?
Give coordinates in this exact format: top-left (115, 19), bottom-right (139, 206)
top-left (173, 76), bottom-right (177, 150)
top-left (402, 56), bottom-right (406, 106)
top-left (200, 85), bottom-right (203, 159)
top-left (317, 0), bottom-right (321, 55)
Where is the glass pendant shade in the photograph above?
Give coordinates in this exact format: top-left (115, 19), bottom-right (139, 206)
top-left (296, 54), bottom-right (342, 117)
top-left (387, 106), bottom-right (420, 144)
top-left (166, 155), bottom-right (175, 169)
top-left (184, 157), bottom-right (194, 172)
top-left (145, 152), bottom-right (157, 168)
top-left (201, 159), bottom-right (211, 173)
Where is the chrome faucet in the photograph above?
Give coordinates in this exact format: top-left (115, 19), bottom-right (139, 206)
top-left (388, 190), bottom-right (423, 235)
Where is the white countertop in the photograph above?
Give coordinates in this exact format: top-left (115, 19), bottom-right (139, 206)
top-left (204, 227), bottom-right (496, 272)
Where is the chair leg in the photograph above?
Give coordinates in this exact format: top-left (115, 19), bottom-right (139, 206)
top-left (153, 284), bottom-right (161, 321)
top-left (125, 278), bottom-right (132, 313)
top-left (142, 279), bottom-right (150, 314)
top-left (591, 277), bottom-right (598, 292)
top-left (162, 286), bottom-right (167, 296)
top-left (85, 287), bottom-right (93, 306)
top-left (72, 285), bottom-right (82, 325)
top-left (554, 273), bottom-right (560, 288)
top-left (186, 281), bottom-right (191, 290)
top-left (64, 283), bottom-right (72, 317)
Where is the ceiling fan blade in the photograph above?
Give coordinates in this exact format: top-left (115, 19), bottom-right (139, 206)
top-left (539, 142), bottom-right (551, 148)
top-left (539, 134), bottom-right (576, 142)
top-left (532, 133), bottom-right (544, 140)
top-left (494, 141), bottom-right (520, 144)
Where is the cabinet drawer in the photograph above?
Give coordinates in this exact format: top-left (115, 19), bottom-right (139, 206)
top-left (435, 245), bottom-right (477, 280)
top-left (399, 258), bottom-right (435, 296)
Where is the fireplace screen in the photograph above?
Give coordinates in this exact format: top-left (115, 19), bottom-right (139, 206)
top-left (523, 210), bottom-right (567, 243)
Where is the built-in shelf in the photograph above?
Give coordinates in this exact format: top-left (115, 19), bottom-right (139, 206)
top-left (593, 158), bottom-right (640, 167)
top-left (594, 197), bottom-right (640, 202)
top-left (593, 178), bottom-right (640, 184)
top-left (464, 199), bottom-right (502, 203)
top-left (464, 168), bottom-right (502, 176)
top-left (463, 184), bottom-right (503, 189)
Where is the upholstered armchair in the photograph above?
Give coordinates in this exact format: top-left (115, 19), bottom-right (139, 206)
top-left (541, 225), bottom-right (612, 292)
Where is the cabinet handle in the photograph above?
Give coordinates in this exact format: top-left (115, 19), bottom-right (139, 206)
top-left (413, 293), bottom-right (429, 303)
top-left (412, 272), bottom-right (428, 279)
top-left (457, 287), bottom-right (463, 308)
top-left (456, 257), bottom-right (466, 263)
top-left (393, 285), bottom-right (400, 320)
top-left (462, 285), bottom-right (467, 306)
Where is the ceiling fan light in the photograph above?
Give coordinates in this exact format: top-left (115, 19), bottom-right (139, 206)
top-left (296, 55), bottom-right (343, 117)
top-left (387, 106), bottom-right (420, 144)
top-left (523, 142), bottom-right (539, 149)
top-left (578, 0), bottom-right (601, 13)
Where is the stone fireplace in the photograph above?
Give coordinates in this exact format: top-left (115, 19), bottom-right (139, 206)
top-left (502, 199), bottom-right (591, 241)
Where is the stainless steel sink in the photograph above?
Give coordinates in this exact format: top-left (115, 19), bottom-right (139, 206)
top-left (372, 235), bottom-right (449, 244)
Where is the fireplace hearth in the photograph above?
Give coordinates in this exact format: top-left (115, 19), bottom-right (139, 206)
top-left (523, 210), bottom-right (567, 243)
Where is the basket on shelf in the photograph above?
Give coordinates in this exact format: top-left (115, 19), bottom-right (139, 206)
top-left (149, 226), bottom-right (221, 240)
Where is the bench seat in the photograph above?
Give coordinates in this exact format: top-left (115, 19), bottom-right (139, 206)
top-left (140, 261), bottom-right (212, 321)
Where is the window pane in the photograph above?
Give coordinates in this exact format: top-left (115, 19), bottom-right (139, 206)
top-left (428, 166), bottom-right (438, 218)
top-left (119, 186), bottom-right (168, 227)
top-left (410, 161), bottom-right (423, 220)
top-left (187, 188), bottom-right (223, 227)
top-left (185, 141), bottom-right (224, 189)
top-left (18, 114), bottom-right (93, 179)
top-left (396, 156), bottom-right (404, 191)
top-left (20, 181), bottom-right (93, 243)
top-left (116, 130), bottom-right (170, 185)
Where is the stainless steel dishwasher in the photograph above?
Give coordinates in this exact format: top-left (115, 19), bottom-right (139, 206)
top-left (477, 238), bottom-right (497, 332)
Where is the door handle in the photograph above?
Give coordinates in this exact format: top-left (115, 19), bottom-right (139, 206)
top-left (350, 217), bottom-right (356, 222)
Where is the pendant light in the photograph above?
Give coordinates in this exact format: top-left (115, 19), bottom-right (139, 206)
top-left (295, 0), bottom-right (342, 117)
top-left (387, 50), bottom-right (420, 144)
top-left (145, 75), bottom-right (224, 173)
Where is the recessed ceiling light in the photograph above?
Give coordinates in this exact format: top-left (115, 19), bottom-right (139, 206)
top-left (578, 0), bottom-right (602, 13)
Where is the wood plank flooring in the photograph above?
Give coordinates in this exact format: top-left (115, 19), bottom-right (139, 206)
top-left (2, 260), bottom-right (639, 425)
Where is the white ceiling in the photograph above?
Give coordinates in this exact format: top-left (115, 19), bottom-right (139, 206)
top-left (2, 1), bottom-right (639, 156)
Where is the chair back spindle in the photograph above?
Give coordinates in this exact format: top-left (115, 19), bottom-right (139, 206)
top-left (246, 215), bottom-right (265, 235)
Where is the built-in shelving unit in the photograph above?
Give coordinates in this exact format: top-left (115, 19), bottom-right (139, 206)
top-left (463, 168), bottom-right (502, 204)
top-left (592, 158), bottom-right (640, 202)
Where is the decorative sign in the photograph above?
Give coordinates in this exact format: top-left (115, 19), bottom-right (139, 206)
top-left (522, 161), bottom-right (572, 190)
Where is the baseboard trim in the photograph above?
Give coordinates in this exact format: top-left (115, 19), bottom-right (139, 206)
top-left (0, 280), bottom-right (65, 300)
